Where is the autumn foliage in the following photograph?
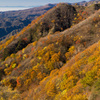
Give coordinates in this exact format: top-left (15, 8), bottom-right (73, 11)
top-left (0, 3), bottom-right (100, 100)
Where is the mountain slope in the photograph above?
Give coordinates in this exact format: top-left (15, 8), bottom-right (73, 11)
top-left (29, 39), bottom-right (100, 100)
top-left (0, 3), bottom-right (77, 60)
top-left (0, 3), bottom-right (99, 61)
top-left (0, 3), bottom-right (100, 100)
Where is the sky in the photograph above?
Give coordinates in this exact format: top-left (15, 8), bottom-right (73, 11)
top-left (0, 0), bottom-right (91, 6)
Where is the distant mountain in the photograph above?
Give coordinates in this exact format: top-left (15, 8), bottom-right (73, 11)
top-left (71, 0), bottom-right (100, 6)
top-left (71, 1), bottom-right (87, 6)
top-left (0, 4), bottom-right (56, 40)
top-left (90, 0), bottom-right (100, 1)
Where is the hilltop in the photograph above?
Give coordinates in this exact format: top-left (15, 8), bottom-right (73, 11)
top-left (0, 0), bottom-right (100, 41)
top-left (0, 2), bottom-right (100, 100)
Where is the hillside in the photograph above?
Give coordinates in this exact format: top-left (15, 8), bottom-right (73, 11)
top-left (29, 37), bottom-right (100, 100)
top-left (0, 4), bottom-right (56, 40)
top-left (0, 3), bottom-right (100, 61)
top-left (0, 3), bottom-right (100, 100)
top-left (0, 3), bottom-right (77, 60)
